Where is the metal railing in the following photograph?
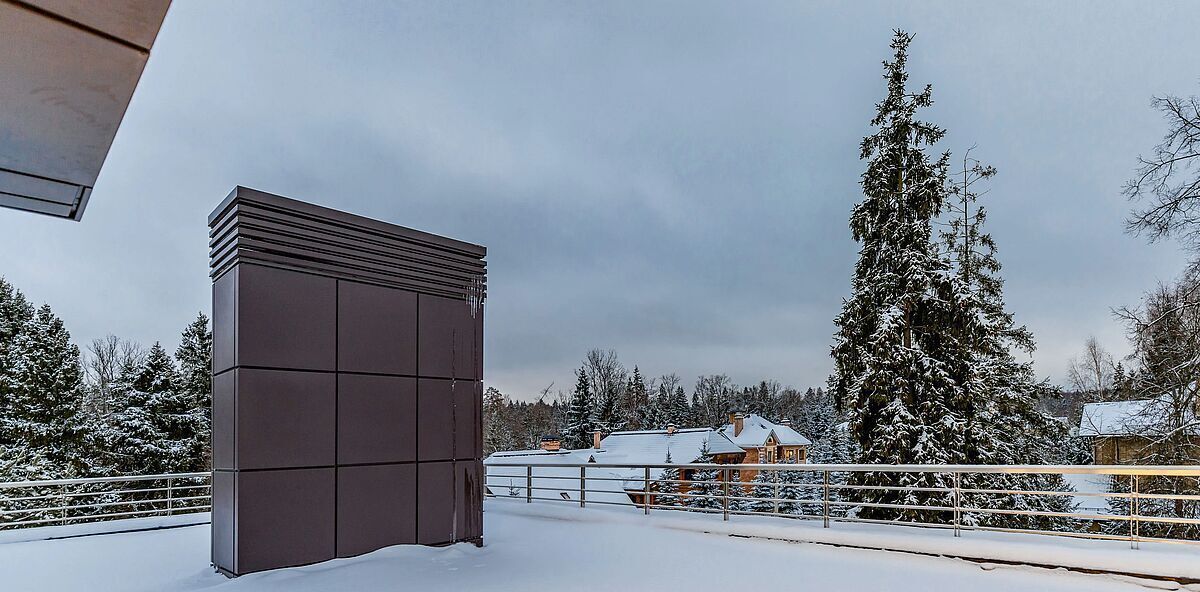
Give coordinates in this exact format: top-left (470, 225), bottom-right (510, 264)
top-left (0, 472), bottom-right (211, 530)
top-left (484, 462), bottom-right (1200, 549)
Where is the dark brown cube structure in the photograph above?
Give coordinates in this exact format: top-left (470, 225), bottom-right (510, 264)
top-left (209, 187), bottom-right (486, 576)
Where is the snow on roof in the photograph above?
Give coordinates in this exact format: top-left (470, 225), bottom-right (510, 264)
top-left (719, 413), bottom-right (812, 448)
top-left (484, 428), bottom-right (746, 497)
top-left (1078, 399), bottom-right (1156, 437)
top-left (1078, 397), bottom-right (1198, 437)
top-left (599, 427), bottom-right (744, 466)
top-left (486, 448), bottom-right (598, 465)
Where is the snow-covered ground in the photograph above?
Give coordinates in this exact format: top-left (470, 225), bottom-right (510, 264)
top-left (1, 501), bottom-right (1195, 592)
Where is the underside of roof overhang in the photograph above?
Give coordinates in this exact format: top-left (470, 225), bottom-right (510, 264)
top-left (0, 0), bottom-right (171, 220)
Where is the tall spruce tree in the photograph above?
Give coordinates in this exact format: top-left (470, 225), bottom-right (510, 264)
top-left (4, 304), bottom-right (88, 475)
top-left (104, 342), bottom-right (197, 474)
top-left (941, 149), bottom-right (1076, 526)
top-left (562, 367), bottom-right (596, 449)
top-left (0, 277), bottom-right (36, 433)
top-left (625, 366), bottom-right (650, 430)
top-left (593, 388), bottom-right (622, 436)
top-left (175, 313), bottom-right (212, 470)
top-left (829, 30), bottom-right (976, 521)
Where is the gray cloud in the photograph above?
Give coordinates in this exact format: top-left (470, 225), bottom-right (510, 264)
top-left (1, 0), bottom-right (1195, 399)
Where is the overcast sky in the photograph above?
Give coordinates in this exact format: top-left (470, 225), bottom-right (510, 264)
top-left (2, 1), bottom-right (1198, 399)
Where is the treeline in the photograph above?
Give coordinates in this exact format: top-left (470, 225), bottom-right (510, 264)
top-left (0, 276), bottom-right (212, 485)
top-left (483, 347), bottom-right (855, 465)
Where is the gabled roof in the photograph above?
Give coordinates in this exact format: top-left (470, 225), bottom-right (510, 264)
top-left (719, 413), bottom-right (812, 448)
top-left (483, 427), bottom-right (743, 468)
top-left (599, 428), bottom-right (744, 465)
top-left (483, 428), bottom-right (745, 500)
top-left (1079, 399), bottom-right (1155, 437)
top-left (1078, 397), bottom-right (1198, 437)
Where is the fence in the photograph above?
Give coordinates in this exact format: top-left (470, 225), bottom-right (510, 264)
top-left (0, 472), bottom-right (211, 530)
top-left (484, 462), bottom-right (1200, 548)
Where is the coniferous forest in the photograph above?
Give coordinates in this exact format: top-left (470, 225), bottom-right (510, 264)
top-left (0, 277), bottom-right (211, 486)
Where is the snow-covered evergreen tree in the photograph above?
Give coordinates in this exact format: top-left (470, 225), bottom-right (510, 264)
top-left (829, 30), bottom-right (974, 521)
top-left (562, 367), bottom-right (596, 449)
top-left (175, 313), bottom-right (212, 470)
top-left (669, 385), bottom-right (689, 426)
top-left (644, 375), bottom-right (688, 429)
top-left (101, 342), bottom-right (201, 475)
top-left (483, 387), bottom-right (516, 455)
top-left (0, 277), bottom-right (36, 437)
top-left (940, 148), bottom-right (1077, 527)
top-left (746, 468), bottom-right (779, 514)
top-left (593, 388), bottom-right (622, 436)
top-left (656, 450), bottom-right (681, 508)
top-left (625, 366), bottom-right (649, 430)
top-left (4, 304), bottom-right (88, 475)
top-left (684, 442), bottom-right (724, 511)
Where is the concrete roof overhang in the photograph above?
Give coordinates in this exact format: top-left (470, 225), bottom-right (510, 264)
top-left (0, 0), bottom-right (170, 220)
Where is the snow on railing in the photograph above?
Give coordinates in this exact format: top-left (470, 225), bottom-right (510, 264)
top-left (0, 472), bottom-right (211, 530)
top-left (483, 462), bottom-right (1200, 548)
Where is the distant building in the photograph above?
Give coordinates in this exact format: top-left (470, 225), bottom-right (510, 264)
top-left (718, 413), bottom-right (811, 483)
top-left (1078, 398), bottom-right (1199, 463)
top-left (485, 414), bottom-right (813, 505)
top-left (485, 425), bottom-right (745, 505)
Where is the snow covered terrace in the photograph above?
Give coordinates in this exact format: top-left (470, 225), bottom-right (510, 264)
top-left (3, 500), bottom-right (1200, 592)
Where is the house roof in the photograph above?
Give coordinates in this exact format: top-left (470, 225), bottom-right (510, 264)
top-left (485, 448), bottom-right (598, 464)
top-left (484, 428), bottom-right (746, 492)
top-left (1078, 399), bottom-right (1154, 437)
top-left (599, 428), bottom-right (744, 465)
top-left (719, 414), bottom-right (812, 448)
top-left (1076, 398), bottom-right (1200, 437)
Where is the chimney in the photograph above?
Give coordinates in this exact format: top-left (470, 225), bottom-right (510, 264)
top-left (666, 423), bottom-right (677, 435)
top-left (779, 417), bottom-right (792, 428)
top-left (593, 430), bottom-right (603, 449)
top-left (540, 436), bottom-right (561, 452)
top-left (733, 413), bottom-right (744, 437)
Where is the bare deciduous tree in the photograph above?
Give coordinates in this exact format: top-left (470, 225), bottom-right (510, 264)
top-left (1125, 94), bottom-right (1200, 254)
top-left (583, 349), bottom-right (627, 406)
top-left (1066, 336), bottom-right (1116, 400)
top-left (1110, 279), bottom-right (1200, 537)
top-left (82, 335), bottom-right (145, 417)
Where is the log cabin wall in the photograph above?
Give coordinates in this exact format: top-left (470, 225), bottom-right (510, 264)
top-left (209, 187), bottom-right (486, 576)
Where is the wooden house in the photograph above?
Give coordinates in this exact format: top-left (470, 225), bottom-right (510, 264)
top-left (718, 413), bottom-right (811, 483)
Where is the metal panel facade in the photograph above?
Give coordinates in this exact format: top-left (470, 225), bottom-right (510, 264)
top-left (210, 187), bottom-right (485, 576)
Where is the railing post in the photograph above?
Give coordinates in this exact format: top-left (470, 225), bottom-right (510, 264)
top-left (773, 469), bottom-right (780, 515)
top-left (822, 470), bottom-right (830, 528)
top-left (722, 468), bottom-right (730, 521)
top-left (526, 466), bottom-right (532, 504)
top-left (167, 478), bottom-right (174, 516)
top-left (60, 483), bottom-right (68, 526)
top-left (644, 467), bottom-right (651, 515)
top-left (952, 472), bottom-right (961, 538)
top-left (580, 466), bottom-right (586, 508)
top-left (1130, 475), bottom-right (1140, 550)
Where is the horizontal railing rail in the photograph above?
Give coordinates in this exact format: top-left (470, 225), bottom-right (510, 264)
top-left (485, 462), bottom-right (1200, 475)
top-left (484, 462), bottom-right (1200, 549)
top-left (0, 472), bottom-right (212, 531)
